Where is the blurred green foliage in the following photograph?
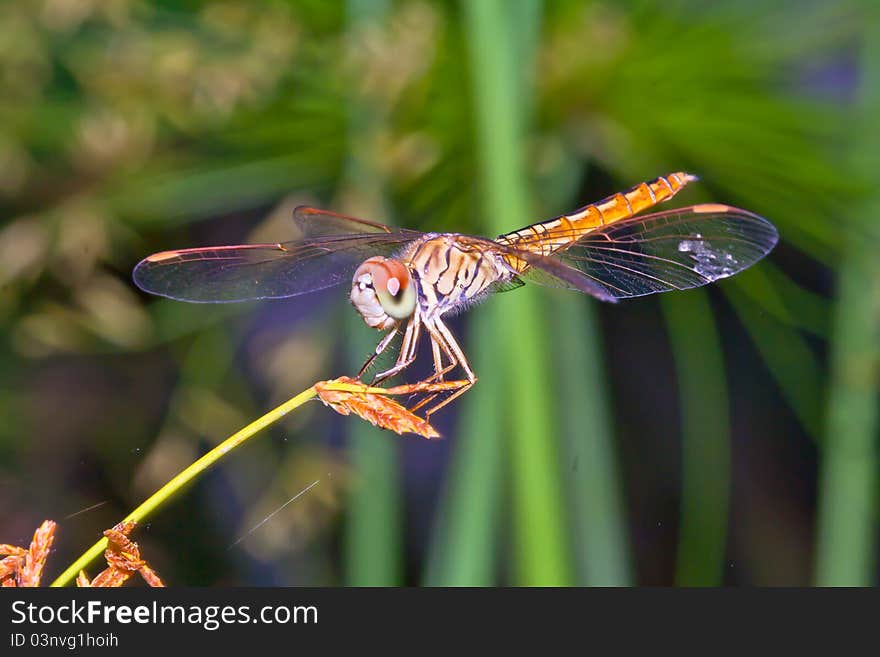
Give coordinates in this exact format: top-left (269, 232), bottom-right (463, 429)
top-left (0, 0), bottom-right (874, 585)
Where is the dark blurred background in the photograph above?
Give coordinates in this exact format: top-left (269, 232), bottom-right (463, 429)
top-left (1, 0), bottom-right (876, 586)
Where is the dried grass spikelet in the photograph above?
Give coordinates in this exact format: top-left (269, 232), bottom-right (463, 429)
top-left (0, 519), bottom-right (57, 587)
top-left (77, 521), bottom-right (164, 587)
top-left (315, 376), bottom-right (440, 439)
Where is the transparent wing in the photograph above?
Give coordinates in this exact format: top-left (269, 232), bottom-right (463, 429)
top-left (292, 205), bottom-right (401, 237)
top-left (445, 235), bottom-right (622, 303)
top-left (133, 208), bottom-right (423, 303)
top-left (545, 204), bottom-right (778, 299)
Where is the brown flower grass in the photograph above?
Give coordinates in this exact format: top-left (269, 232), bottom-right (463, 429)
top-left (2, 519), bottom-right (163, 587)
top-left (315, 376), bottom-right (441, 438)
top-left (77, 521), bottom-right (164, 587)
top-left (1, 519), bottom-right (57, 587)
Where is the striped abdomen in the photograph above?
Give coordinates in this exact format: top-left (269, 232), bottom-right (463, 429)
top-left (495, 172), bottom-right (697, 262)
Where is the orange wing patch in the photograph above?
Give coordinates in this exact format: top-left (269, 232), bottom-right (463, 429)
top-left (692, 203), bottom-right (732, 214)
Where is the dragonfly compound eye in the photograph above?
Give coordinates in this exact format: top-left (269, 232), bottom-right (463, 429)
top-left (351, 257), bottom-right (416, 327)
top-left (372, 259), bottom-right (416, 320)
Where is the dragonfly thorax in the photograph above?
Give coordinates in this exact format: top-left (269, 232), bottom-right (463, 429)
top-left (350, 256), bottom-right (417, 329)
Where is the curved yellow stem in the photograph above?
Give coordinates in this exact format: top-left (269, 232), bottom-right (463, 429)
top-left (51, 386), bottom-right (319, 587)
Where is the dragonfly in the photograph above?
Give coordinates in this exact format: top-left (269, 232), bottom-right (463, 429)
top-left (133, 172), bottom-right (778, 417)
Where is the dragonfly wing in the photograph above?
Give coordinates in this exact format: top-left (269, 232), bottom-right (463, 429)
top-left (133, 231), bottom-right (420, 303)
top-left (551, 204), bottom-right (778, 299)
top-left (448, 235), bottom-right (621, 302)
top-left (293, 205), bottom-right (399, 237)
top-left (506, 249), bottom-right (620, 302)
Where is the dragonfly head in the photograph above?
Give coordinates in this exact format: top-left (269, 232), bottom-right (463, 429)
top-left (351, 257), bottom-right (417, 329)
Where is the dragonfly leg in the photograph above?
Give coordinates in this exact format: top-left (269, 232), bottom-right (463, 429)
top-left (430, 335), bottom-right (445, 379)
top-left (425, 323), bottom-right (458, 382)
top-left (372, 313), bottom-right (421, 384)
top-left (356, 326), bottom-right (399, 379)
top-left (424, 317), bottom-right (477, 417)
top-left (409, 317), bottom-right (477, 417)
top-left (406, 322), bottom-right (461, 413)
top-left (434, 316), bottom-right (476, 383)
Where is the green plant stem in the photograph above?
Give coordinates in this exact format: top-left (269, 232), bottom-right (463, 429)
top-left (814, 13), bottom-right (880, 587)
top-left (341, 0), bottom-right (402, 586)
top-left (663, 291), bottom-right (730, 586)
top-left (463, 0), bottom-right (572, 585)
top-left (423, 305), bottom-right (507, 585)
top-left (50, 386), bottom-right (318, 587)
top-left (814, 242), bottom-right (880, 585)
top-left (554, 297), bottom-right (632, 585)
top-left (344, 313), bottom-right (402, 585)
top-left (542, 145), bottom-right (632, 586)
